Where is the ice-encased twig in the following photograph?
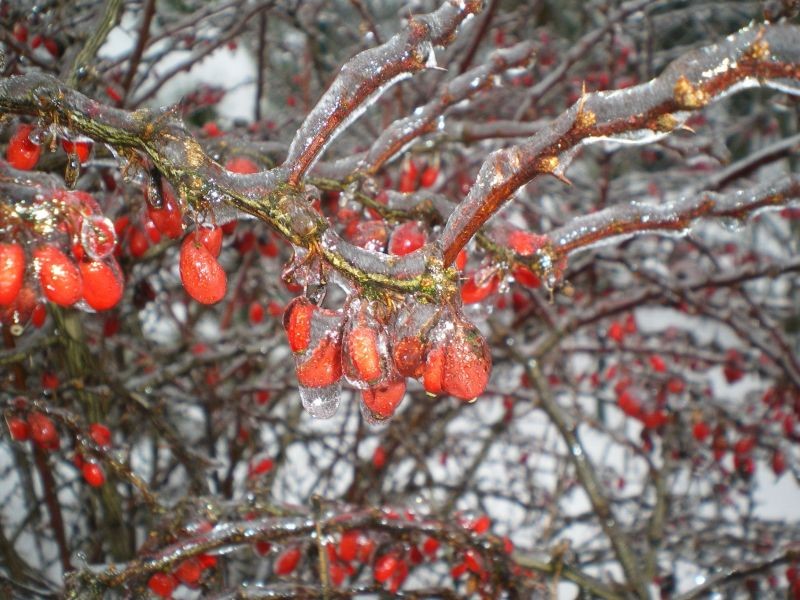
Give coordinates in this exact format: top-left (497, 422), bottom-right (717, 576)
top-left (550, 175), bottom-right (800, 256)
top-left (282, 0), bottom-right (484, 185)
top-left (440, 23), bottom-right (800, 265)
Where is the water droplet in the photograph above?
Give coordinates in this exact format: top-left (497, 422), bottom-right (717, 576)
top-left (299, 382), bottom-right (341, 419)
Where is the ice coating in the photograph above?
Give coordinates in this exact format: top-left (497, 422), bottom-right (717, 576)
top-left (299, 381), bottom-right (342, 419)
top-left (550, 175), bottom-right (800, 256)
top-left (282, 0), bottom-right (482, 183)
top-left (440, 22), bottom-right (800, 265)
top-left (362, 41), bottom-right (535, 173)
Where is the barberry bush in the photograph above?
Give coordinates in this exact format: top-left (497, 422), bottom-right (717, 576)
top-left (1, 0), bottom-right (800, 598)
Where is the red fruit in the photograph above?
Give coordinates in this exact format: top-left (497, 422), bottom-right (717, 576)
top-left (329, 561), bottom-right (348, 586)
top-left (255, 390), bottom-right (271, 405)
top-left (147, 186), bottom-right (184, 239)
top-left (7, 416), bottom-right (29, 441)
top-left (398, 160), bottom-right (418, 192)
top-left (80, 259), bottom-right (124, 310)
top-left (723, 349), bottom-right (745, 383)
top-left (148, 572), bottom-right (176, 598)
top-left (179, 236), bottom-right (227, 304)
top-left (338, 530), bottom-right (360, 562)
top-left (649, 354), bottom-right (667, 373)
top-left (198, 553), bottom-right (217, 569)
top-left (345, 326), bottom-right (383, 384)
top-left (275, 547), bottom-right (301, 575)
top-left (692, 421), bottom-right (710, 442)
top-left (607, 321), bottom-right (624, 343)
top-left (372, 445), bottom-right (386, 469)
top-left (617, 391), bottom-right (641, 418)
top-left (13, 22), bottom-right (28, 43)
top-left (174, 557), bottom-right (203, 585)
top-left (31, 303), bottom-right (47, 328)
top-left (296, 338), bottom-right (342, 388)
top-left (393, 336), bottom-right (425, 378)
top-left (27, 412), bottom-right (57, 447)
top-left (249, 457), bottom-right (274, 477)
top-left (373, 553), bottom-right (399, 583)
top-left (461, 272), bottom-right (499, 304)
top-left (512, 265), bottom-right (540, 288)
top-left (6, 124), bottom-right (41, 170)
top-left (507, 230), bottom-right (548, 256)
top-left (442, 324), bottom-right (491, 400)
top-left (143, 219), bottom-right (162, 244)
top-left (423, 345), bottom-right (445, 395)
top-left (422, 537), bottom-right (439, 556)
top-left (34, 245), bottom-right (82, 306)
top-left (667, 377), bottom-right (685, 394)
top-left (642, 410), bottom-right (668, 430)
top-left (82, 462), bottom-right (105, 487)
top-left (43, 37), bottom-right (59, 57)
top-left (455, 249), bottom-right (468, 271)
top-left (734, 436), bottom-right (756, 456)
top-left (388, 221), bottom-right (427, 256)
top-left (89, 423), bottom-right (112, 447)
top-left (42, 372), bottom-right (59, 390)
top-left (470, 514), bottom-right (491, 534)
top-left (0, 242), bottom-right (25, 305)
top-left (128, 227), bottom-right (150, 257)
top-left (419, 165), bottom-right (439, 188)
top-left (772, 450), bottom-right (786, 476)
top-left (361, 379), bottom-right (406, 419)
top-left (226, 156), bottom-right (259, 174)
top-left (194, 226), bottom-right (223, 257)
top-left (283, 297), bottom-right (315, 353)
top-left (61, 138), bottom-right (92, 164)
top-left (249, 301), bottom-right (264, 324)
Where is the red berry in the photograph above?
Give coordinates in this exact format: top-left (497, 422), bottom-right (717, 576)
top-left (80, 259), bottom-right (124, 311)
top-left (649, 354), bottom-right (667, 373)
top-left (226, 156), bottom-right (259, 174)
top-left (0, 242), bottom-right (25, 305)
top-left (194, 226), bottom-right (223, 257)
top-left (275, 547), bottom-right (301, 575)
top-left (34, 245), bottom-right (82, 306)
top-left (344, 326), bottom-right (383, 384)
top-left (27, 412), bottom-right (58, 447)
top-left (419, 165), bottom-right (439, 188)
top-left (174, 557), bottom-right (203, 585)
top-left (82, 462), bottom-right (105, 487)
top-left (441, 323), bottom-right (491, 400)
top-left (772, 450), bottom-right (786, 476)
top-left (283, 297), bottom-right (315, 353)
top-left (147, 186), bottom-right (184, 239)
top-left (469, 514), bottom-right (491, 534)
top-left (128, 227), bottom-right (150, 257)
top-left (461, 271), bottom-right (499, 304)
top-left (338, 530), bottom-right (360, 562)
top-left (248, 457), bottom-right (274, 477)
top-left (422, 536), bottom-right (439, 556)
top-left (388, 221), bottom-right (427, 256)
top-left (7, 416), bottom-right (29, 441)
top-left (373, 553), bottom-right (398, 583)
top-left (61, 138), bottom-right (92, 164)
top-left (512, 265), bottom-right (541, 288)
top-left (464, 548), bottom-right (484, 574)
top-left (42, 371), bottom-right (59, 390)
top-left (733, 436), bottom-right (756, 456)
top-left (89, 423), bottom-right (112, 447)
top-left (148, 572), bottom-right (176, 598)
top-left (249, 301), bottom-right (264, 324)
top-left (31, 303), bottom-right (47, 328)
top-left (667, 377), bottom-right (685, 394)
top-left (179, 236), bottom-right (227, 304)
top-left (361, 379), bottom-right (406, 420)
top-left (13, 22), bottom-right (28, 43)
top-left (607, 321), bottom-right (624, 343)
top-left (692, 421), bottom-right (711, 442)
top-left (398, 160), bottom-right (418, 193)
top-left (372, 445), bottom-right (386, 469)
top-left (392, 336), bottom-right (425, 378)
top-left (423, 345), bottom-right (445, 395)
top-left (617, 391), bottom-right (641, 418)
top-left (296, 338), bottom-right (342, 388)
top-left (455, 249), bottom-right (468, 271)
top-left (642, 410), bottom-right (668, 430)
top-left (507, 230), bottom-right (548, 256)
top-left (6, 124), bottom-right (41, 170)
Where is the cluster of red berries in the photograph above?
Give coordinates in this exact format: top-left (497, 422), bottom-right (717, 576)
top-left (1, 189), bottom-right (124, 330)
top-left (283, 295), bottom-right (491, 420)
top-left (147, 554), bottom-right (218, 598)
